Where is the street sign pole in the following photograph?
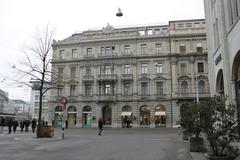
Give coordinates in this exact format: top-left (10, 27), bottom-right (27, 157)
top-left (60, 96), bottom-right (68, 139)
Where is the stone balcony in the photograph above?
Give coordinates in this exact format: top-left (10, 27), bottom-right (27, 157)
top-left (121, 74), bottom-right (133, 81)
top-left (82, 75), bottom-right (94, 82)
top-left (97, 74), bottom-right (117, 82)
top-left (98, 94), bottom-right (117, 102)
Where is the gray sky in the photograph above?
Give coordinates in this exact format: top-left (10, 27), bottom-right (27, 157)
top-left (0, 0), bottom-right (205, 101)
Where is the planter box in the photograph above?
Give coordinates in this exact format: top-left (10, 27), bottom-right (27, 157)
top-left (205, 153), bottom-right (235, 160)
top-left (182, 131), bottom-right (191, 140)
top-left (39, 126), bottom-right (54, 138)
top-left (190, 137), bottom-right (205, 152)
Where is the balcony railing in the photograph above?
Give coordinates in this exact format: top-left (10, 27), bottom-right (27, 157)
top-left (97, 74), bottom-right (117, 81)
top-left (83, 54), bottom-right (94, 59)
top-left (82, 75), bottom-right (94, 82)
top-left (121, 74), bottom-right (133, 81)
top-left (98, 94), bottom-right (116, 101)
top-left (177, 92), bottom-right (210, 99)
top-left (155, 94), bottom-right (167, 99)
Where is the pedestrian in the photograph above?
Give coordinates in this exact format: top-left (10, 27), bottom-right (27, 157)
top-left (98, 118), bottom-right (103, 136)
top-left (51, 120), bottom-right (55, 127)
top-left (31, 119), bottom-right (37, 133)
top-left (13, 120), bottom-right (19, 133)
top-left (65, 120), bottom-right (68, 129)
top-left (8, 119), bottom-right (13, 134)
top-left (1, 117), bottom-right (5, 133)
top-left (25, 119), bottom-right (30, 132)
top-left (20, 121), bottom-right (24, 132)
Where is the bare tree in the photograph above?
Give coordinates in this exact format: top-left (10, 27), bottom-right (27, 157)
top-left (11, 25), bottom-right (55, 137)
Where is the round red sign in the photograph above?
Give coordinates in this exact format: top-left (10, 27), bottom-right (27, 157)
top-left (60, 96), bottom-right (68, 105)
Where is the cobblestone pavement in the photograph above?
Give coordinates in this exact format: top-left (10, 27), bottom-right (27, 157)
top-left (0, 127), bottom-right (193, 160)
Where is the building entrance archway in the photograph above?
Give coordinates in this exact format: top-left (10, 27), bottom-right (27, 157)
top-left (140, 106), bottom-right (150, 127)
top-left (102, 105), bottom-right (112, 126)
top-left (155, 105), bottom-right (166, 127)
top-left (121, 105), bottom-right (132, 128)
top-left (67, 106), bottom-right (77, 127)
top-left (82, 106), bottom-right (92, 127)
top-left (54, 106), bottom-right (63, 126)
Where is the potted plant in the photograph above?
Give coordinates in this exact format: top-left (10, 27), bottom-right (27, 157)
top-left (200, 96), bottom-right (240, 160)
top-left (180, 102), bottom-right (205, 152)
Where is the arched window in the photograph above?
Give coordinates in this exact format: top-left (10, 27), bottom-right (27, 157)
top-left (181, 81), bottom-right (188, 93)
top-left (198, 80), bottom-right (205, 93)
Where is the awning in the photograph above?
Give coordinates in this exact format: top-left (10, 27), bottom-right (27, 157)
top-left (155, 111), bottom-right (166, 116)
top-left (121, 111), bottom-right (132, 116)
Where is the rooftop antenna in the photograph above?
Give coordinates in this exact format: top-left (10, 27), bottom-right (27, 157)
top-left (116, 8), bottom-right (123, 17)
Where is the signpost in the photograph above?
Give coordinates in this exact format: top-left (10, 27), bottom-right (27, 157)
top-left (60, 96), bottom-right (68, 139)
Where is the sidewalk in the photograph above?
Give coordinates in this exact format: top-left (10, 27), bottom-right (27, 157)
top-left (190, 152), bottom-right (207, 160)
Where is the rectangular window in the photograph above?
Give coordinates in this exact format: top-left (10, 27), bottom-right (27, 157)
top-left (105, 84), bottom-right (111, 94)
top-left (139, 30), bottom-right (145, 36)
top-left (141, 44), bottom-right (147, 55)
top-left (86, 66), bottom-right (91, 76)
top-left (155, 43), bottom-right (162, 54)
top-left (180, 63), bottom-right (187, 74)
top-left (101, 47), bottom-right (105, 55)
top-left (104, 65), bottom-right (111, 75)
top-left (124, 64), bottom-right (131, 74)
top-left (156, 63), bottom-right (163, 74)
top-left (87, 48), bottom-right (92, 56)
top-left (196, 43), bottom-right (203, 53)
top-left (123, 83), bottom-right (132, 95)
top-left (72, 49), bottom-right (77, 59)
top-left (59, 50), bottom-right (64, 59)
top-left (156, 82), bottom-right (163, 95)
top-left (57, 86), bottom-right (64, 97)
top-left (141, 82), bottom-right (148, 95)
top-left (70, 67), bottom-right (76, 79)
top-left (155, 29), bottom-right (160, 34)
top-left (124, 45), bottom-right (130, 55)
top-left (147, 30), bottom-right (153, 35)
top-left (70, 85), bottom-right (76, 96)
top-left (179, 44), bottom-right (186, 53)
top-left (105, 47), bottom-right (111, 55)
top-left (85, 84), bottom-right (92, 96)
top-left (58, 68), bottom-right (63, 79)
top-left (141, 63), bottom-right (148, 74)
top-left (197, 62), bottom-right (204, 73)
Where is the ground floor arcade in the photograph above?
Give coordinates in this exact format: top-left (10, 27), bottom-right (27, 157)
top-left (48, 100), bottom-right (181, 128)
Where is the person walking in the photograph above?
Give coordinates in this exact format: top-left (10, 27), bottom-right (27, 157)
top-left (65, 120), bottom-right (68, 129)
top-left (24, 119), bottom-right (30, 132)
top-left (31, 119), bottom-right (37, 133)
top-left (1, 117), bottom-right (5, 133)
top-left (20, 121), bottom-right (24, 133)
top-left (8, 119), bottom-right (13, 134)
top-left (13, 120), bottom-right (19, 133)
top-left (98, 118), bottom-right (103, 136)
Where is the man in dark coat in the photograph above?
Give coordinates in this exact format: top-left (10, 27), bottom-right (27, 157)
top-left (13, 120), bottom-right (19, 133)
top-left (31, 119), bottom-right (37, 133)
top-left (98, 118), bottom-right (103, 136)
top-left (1, 118), bottom-right (5, 132)
top-left (8, 119), bottom-right (13, 134)
top-left (20, 121), bottom-right (24, 132)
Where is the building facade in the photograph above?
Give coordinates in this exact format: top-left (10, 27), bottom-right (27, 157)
top-left (204, 1), bottom-right (240, 109)
top-left (30, 88), bottom-right (50, 121)
top-left (49, 19), bottom-right (209, 128)
top-left (0, 89), bottom-right (15, 115)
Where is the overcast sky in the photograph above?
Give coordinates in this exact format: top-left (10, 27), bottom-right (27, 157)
top-left (0, 0), bottom-right (205, 101)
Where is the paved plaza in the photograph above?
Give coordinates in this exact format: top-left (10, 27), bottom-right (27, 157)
top-left (0, 128), bottom-right (195, 160)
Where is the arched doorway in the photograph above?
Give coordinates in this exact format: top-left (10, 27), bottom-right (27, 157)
top-left (155, 105), bottom-right (166, 127)
top-left (82, 106), bottom-right (92, 127)
top-left (140, 106), bottom-right (150, 127)
top-left (121, 105), bottom-right (132, 128)
top-left (216, 69), bottom-right (224, 96)
top-left (67, 106), bottom-right (77, 127)
top-left (54, 106), bottom-right (63, 126)
top-left (102, 105), bottom-right (112, 126)
top-left (232, 51), bottom-right (240, 123)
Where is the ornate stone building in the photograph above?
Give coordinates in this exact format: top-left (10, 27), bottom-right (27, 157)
top-left (204, 0), bottom-right (240, 103)
top-left (49, 19), bottom-right (209, 128)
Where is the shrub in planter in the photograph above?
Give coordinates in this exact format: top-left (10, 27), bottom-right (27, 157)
top-left (200, 96), bottom-right (240, 159)
top-left (180, 102), bottom-right (205, 152)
